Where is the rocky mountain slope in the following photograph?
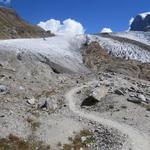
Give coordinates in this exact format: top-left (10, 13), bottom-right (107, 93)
top-left (0, 8), bottom-right (150, 150)
top-left (0, 6), bottom-right (54, 39)
top-left (82, 41), bottom-right (150, 81)
top-left (130, 12), bottom-right (150, 32)
top-left (82, 33), bottom-right (150, 81)
top-left (0, 31), bottom-right (149, 150)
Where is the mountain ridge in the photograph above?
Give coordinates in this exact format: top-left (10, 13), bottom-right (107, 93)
top-left (130, 12), bottom-right (150, 32)
top-left (0, 7), bottom-right (54, 39)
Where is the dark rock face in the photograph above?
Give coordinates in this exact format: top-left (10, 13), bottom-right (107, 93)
top-left (130, 13), bottom-right (150, 32)
top-left (81, 96), bottom-right (99, 107)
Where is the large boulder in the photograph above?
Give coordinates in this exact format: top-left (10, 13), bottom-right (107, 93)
top-left (81, 96), bottom-right (99, 107)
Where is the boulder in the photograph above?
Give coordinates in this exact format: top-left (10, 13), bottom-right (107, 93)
top-left (27, 98), bottom-right (36, 105)
top-left (40, 100), bottom-right (48, 109)
top-left (146, 97), bottom-right (150, 103)
top-left (81, 96), bottom-right (99, 107)
top-left (127, 97), bottom-right (141, 104)
top-left (0, 85), bottom-right (8, 93)
top-left (114, 89), bottom-right (124, 95)
top-left (138, 94), bottom-right (146, 103)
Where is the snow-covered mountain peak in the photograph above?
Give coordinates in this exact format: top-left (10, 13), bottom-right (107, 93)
top-left (139, 12), bottom-right (150, 19)
top-left (130, 12), bottom-right (150, 32)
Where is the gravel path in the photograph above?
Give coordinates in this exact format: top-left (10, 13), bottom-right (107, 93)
top-left (65, 81), bottom-right (150, 150)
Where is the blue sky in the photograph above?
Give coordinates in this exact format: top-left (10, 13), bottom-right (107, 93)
top-left (1, 0), bottom-right (150, 33)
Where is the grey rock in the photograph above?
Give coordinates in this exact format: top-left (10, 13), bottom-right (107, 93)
top-left (27, 98), bottom-right (35, 105)
top-left (114, 89), bottom-right (124, 95)
top-left (127, 97), bottom-right (141, 104)
top-left (128, 87), bottom-right (136, 92)
top-left (81, 136), bottom-right (87, 142)
top-left (40, 100), bottom-right (48, 109)
top-left (146, 97), bottom-right (150, 103)
top-left (77, 90), bottom-right (81, 94)
top-left (81, 96), bottom-right (99, 107)
top-left (138, 94), bottom-right (147, 103)
top-left (129, 93), bottom-right (136, 97)
top-left (0, 85), bottom-right (8, 93)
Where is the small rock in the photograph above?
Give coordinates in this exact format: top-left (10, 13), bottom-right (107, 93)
top-left (87, 144), bottom-right (91, 147)
top-left (114, 89), bottom-right (124, 95)
top-left (81, 136), bottom-right (87, 143)
top-left (0, 85), bottom-right (8, 93)
top-left (136, 90), bottom-right (143, 94)
top-left (123, 117), bottom-right (128, 120)
top-left (146, 98), bottom-right (150, 103)
top-left (146, 105), bottom-right (150, 111)
top-left (40, 100), bottom-right (48, 109)
top-left (138, 94), bottom-right (146, 103)
top-left (0, 115), bottom-right (5, 118)
top-left (27, 98), bottom-right (35, 105)
top-left (127, 97), bottom-right (141, 104)
top-left (17, 53), bottom-right (22, 61)
top-left (128, 87), bottom-right (136, 92)
top-left (129, 93), bottom-right (136, 97)
top-left (0, 75), bottom-right (5, 79)
top-left (77, 90), bottom-right (81, 94)
top-left (99, 77), bottom-right (103, 81)
top-left (19, 86), bottom-right (24, 90)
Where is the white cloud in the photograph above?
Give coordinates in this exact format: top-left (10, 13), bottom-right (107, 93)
top-left (101, 27), bottom-right (112, 33)
top-left (38, 18), bottom-right (85, 35)
top-left (0, 0), bottom-right (11, 4)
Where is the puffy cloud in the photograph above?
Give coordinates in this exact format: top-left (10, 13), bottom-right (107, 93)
top-left (0, 0), bottom-right (11, 4)
top-left (38, 18), bottom-right (85, 35)
top-left (101, 27), bottom-right (112, 33)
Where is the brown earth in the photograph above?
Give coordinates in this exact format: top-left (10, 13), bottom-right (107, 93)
top-left (0, 7), bottom-right (54, 39)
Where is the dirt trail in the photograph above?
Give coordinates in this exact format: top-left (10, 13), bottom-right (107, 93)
top-left (65, 81), bottom-right (150, 150)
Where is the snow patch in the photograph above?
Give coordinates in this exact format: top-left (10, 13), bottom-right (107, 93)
top-left (101, 28), bottom-right (112, 33)
top-left (129, 18), bottom-right (134, 25)
top-left (139, 12), bottom-right (150, 19)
